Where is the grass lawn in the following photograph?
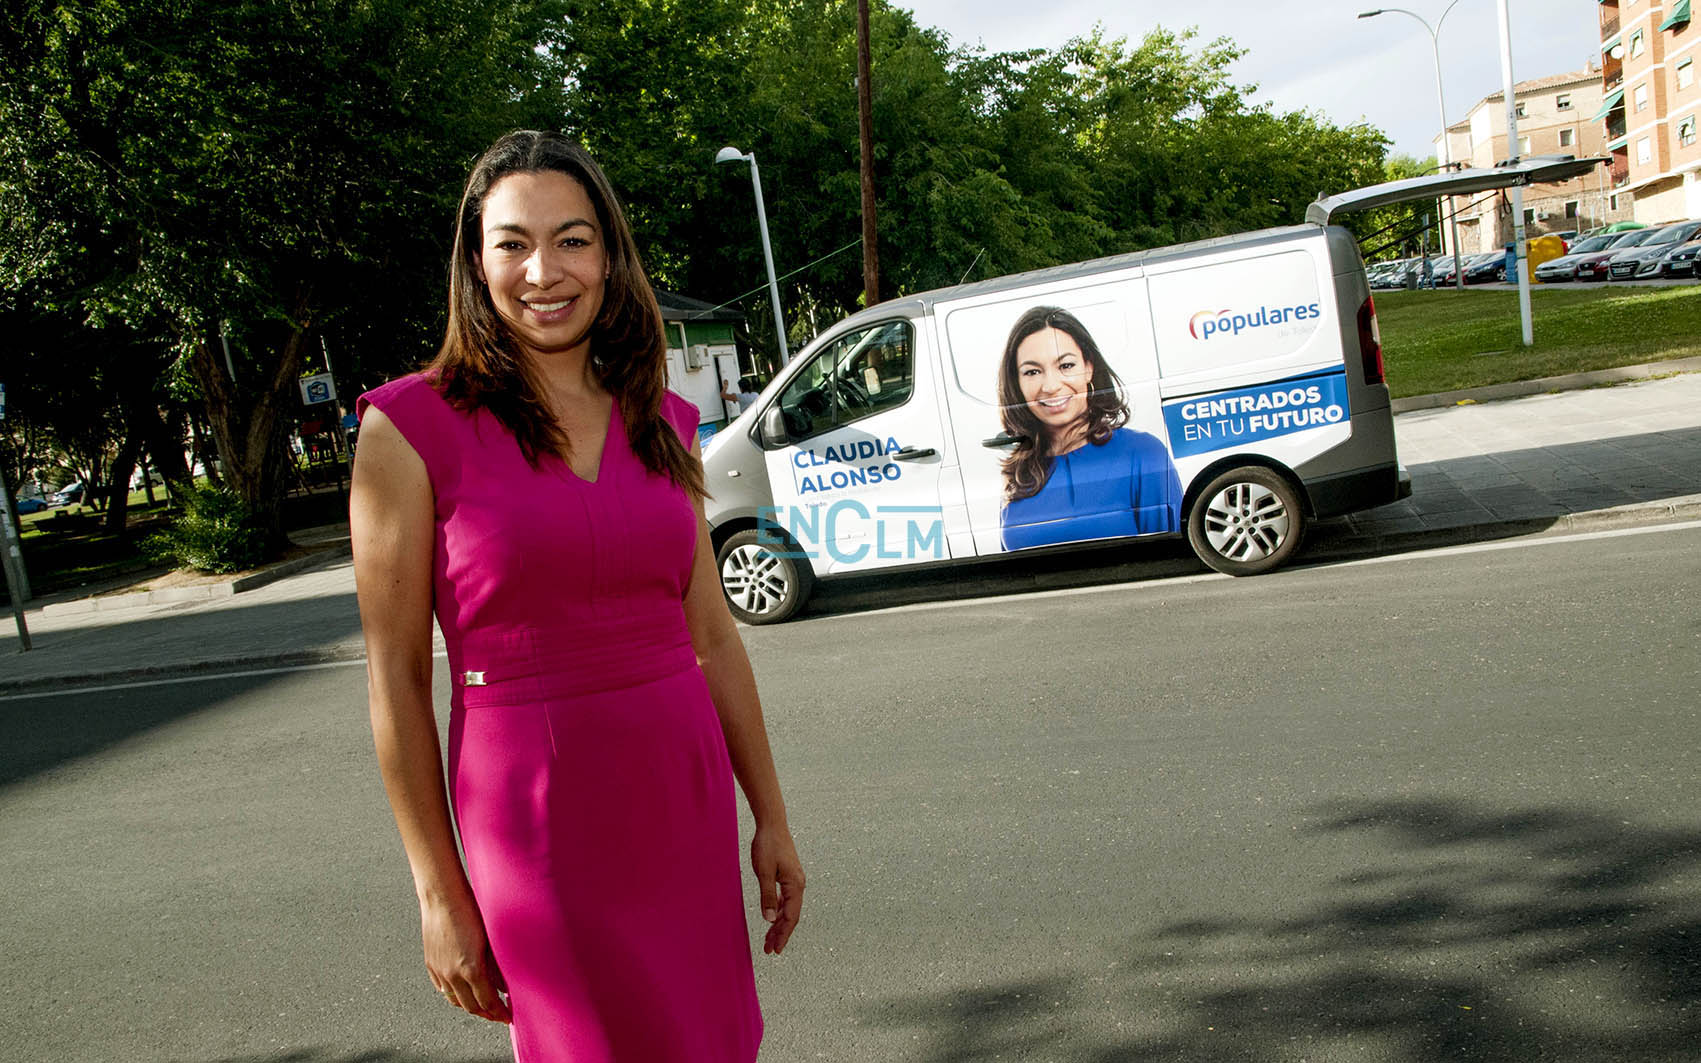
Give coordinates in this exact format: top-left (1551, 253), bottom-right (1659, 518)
top-left (1374, 283), bottom-right (1701, 399)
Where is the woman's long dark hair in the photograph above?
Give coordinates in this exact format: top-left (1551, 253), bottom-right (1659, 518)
top-left (429, 130), bottom-right (703, 499)
top-left (997, 306), bottom-right (1128, 503)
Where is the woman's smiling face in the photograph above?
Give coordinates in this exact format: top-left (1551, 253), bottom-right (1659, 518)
top-left (1016, 326), bottom-right (1092, 444)
top-left (478, 170), bottom-right (607, 362)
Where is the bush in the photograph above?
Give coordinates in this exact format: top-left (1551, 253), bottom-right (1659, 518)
top-left (145, 486), bottom-right (269, 573)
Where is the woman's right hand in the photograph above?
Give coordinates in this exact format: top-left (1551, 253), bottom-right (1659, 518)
top-left (422, 891), bottom-right (511, 1024)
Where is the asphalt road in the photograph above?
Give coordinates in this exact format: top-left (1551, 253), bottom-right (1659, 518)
top-left (3, 523), bottom-right (1698, 1062)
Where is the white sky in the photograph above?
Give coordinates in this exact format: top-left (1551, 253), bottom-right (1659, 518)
top-left (898, 0), bottom-right (1604, 162)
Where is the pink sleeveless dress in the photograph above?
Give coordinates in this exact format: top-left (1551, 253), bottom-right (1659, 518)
top-left (358, 373), bottom-right (761, 1062)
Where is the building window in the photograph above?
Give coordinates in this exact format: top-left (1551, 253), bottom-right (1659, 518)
top-left (1523, 208), bottom-right (1536, 226)
top-left (1557, 93), bottom-right (1572, 110)
top-left (1566, 201), bottom-right (1579, 219)
top-left (1519, 135), bottom-right (1532, 155)
top-left (1635, 83), bottom-right (1650, 112)
top-left (1637, 136), bottom-right (1652, 163)
top-left (1680, 58), bottom-right (1695, 91)
top-left (1630, 30), bottom-right (1645, 58)
top-left (1560, 128), bottom-right (1575, 147)
top-left (1610, 193), bottom-right (1620, 210)
top-left (1515, 101), bottom-right (1527, 118)
top-left (1681, 116), bottom-right (1697, 147)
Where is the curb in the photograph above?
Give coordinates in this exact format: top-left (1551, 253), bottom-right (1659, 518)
top-left (1391, 357), bottom-right (1701, 413)
top-left (0, 644), bottom-right (370, 697)
top-left (1306, 497), bottom-right (1701, 564)
top-left (38, 542), bottom-right (352, 617)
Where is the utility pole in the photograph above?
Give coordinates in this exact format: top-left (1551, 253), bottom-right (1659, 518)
top-left (856, 0), bottom-right (881, 307)
top-left (1497, 0), bottom-right (1534, 345)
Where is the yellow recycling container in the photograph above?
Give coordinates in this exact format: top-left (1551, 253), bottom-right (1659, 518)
top-left (1526, 235), bottom-right (1567, 282)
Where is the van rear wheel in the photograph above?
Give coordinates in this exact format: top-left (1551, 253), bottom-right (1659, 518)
top-left (1187, 466), bottom-right (1305, 577)
top-left (717, 529), bottom-right (814, 625)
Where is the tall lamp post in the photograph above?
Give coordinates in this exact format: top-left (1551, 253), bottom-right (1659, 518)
top-left (1360, 3), bottom-right (1465, 290)
top-left (715, 146), bottom-right (790, 364)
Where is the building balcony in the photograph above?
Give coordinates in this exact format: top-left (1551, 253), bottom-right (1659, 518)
top-left (1610, 158), bottom-right (1629, 185)
top-left (1601, 14), bottom-right (1620, 39)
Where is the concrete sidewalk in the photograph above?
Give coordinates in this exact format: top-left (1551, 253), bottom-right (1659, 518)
top-left (3, 371), bottom-right (1699, 695)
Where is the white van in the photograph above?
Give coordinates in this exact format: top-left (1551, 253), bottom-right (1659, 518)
top-left (702, 157), bottom-right (1602, 623)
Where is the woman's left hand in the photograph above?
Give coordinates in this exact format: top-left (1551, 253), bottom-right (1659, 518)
top-left (751, 823), bottom-right (804, 955)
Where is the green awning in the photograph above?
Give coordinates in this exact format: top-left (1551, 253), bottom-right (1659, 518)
top-left (1658, 0), bottom-right (1690, 30)
top-left (1591, 87), bottom-right (1625, 122)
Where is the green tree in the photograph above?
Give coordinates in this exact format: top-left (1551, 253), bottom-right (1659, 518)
top-left (2, 0), bottom-right (570, 546)
top-left (1358, 154), bottom-right (1444, 262)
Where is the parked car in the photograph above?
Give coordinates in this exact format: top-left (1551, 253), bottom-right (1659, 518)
top-left (1368, 259), bottom-right (1412, 290)
top-left (1626, 220), bottom-right (1701, 278)
top-left (15, 497), bottom-right (48, 514)
top-left (1610, 220), bottom-right (1701, 279)
top-left (1461, 252), bottom-right (1507, 284)
top-left (1533, 233), bottom-right (1621, 282)
top-left (1650, 235), bottom-right (1701, 278)
top-left (50, 481), bottom-right (84, 506)
top-left (1573, 229), bottom-right (1660, 281)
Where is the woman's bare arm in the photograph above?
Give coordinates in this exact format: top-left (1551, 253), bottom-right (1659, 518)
top-left (681, 442), bottom-right (805, 955)
top-left (350, 408), bottom-right (509, 1022)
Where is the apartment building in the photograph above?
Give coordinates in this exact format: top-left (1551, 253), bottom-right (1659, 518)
top-left (1436, 69), bottom-right (1621, 254)
top-left (1598, 0), bottom-right (1698, 223)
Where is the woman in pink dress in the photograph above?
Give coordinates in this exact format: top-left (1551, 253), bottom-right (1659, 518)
top-left (350, 130), bottom-right (804, 1061)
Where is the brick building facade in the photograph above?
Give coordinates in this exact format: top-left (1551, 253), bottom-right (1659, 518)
top-left (1598, 0), bottom-right (1699, 223)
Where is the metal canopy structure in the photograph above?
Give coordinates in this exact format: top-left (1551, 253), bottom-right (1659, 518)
top-left (1306, 155), bottom-right (1609, 226)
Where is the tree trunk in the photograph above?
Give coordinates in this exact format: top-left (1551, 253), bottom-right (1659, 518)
top-left (187, 291), bottom-right (314, 551)
top-left (103, 434), bottom-right (140, 535)
top-left (122, 391), bottom-right (192, 504)
top-left (188, 411), bottom-right (221, 487)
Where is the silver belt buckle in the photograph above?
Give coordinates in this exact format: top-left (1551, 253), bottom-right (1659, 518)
top-left (463, 671), bottom-right (487, 687)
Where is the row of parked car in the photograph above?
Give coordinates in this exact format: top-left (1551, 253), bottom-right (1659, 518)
top-left (13, 481), bottom-right (84, 514)
top-left (1370, 220), bottom-right (1701, 289)
top-left (1368, 252), bottom-right (1510, 288)
top-left (1532, 220), bottom-right (1701, 283)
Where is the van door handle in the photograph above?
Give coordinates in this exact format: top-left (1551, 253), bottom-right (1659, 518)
top-left (893, 446), bottom-right (936, 461)
top-left (981, 433), bottom-right (1020, 448)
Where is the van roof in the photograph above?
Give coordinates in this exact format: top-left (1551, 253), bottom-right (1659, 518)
top-left (830, 224), bottom-right (1323, 332)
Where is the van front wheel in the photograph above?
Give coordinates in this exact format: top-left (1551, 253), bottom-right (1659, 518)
top-left (717, 529), bottom-right (815, 625)
top-left (1187, 466), bottom-right (1305, 577)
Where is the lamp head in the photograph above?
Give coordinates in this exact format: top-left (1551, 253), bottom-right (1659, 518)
top-left (715, 146), bottom-right (749, 165)
top-left (1358, 9), bottom-right (1383, 17)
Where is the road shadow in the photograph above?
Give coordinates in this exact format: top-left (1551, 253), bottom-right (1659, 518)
top-left (797, 536), bottom-right (1204, 621)
top-left (866, 797), bottom-right (1701, 1061)
top-left (207, 1052), bottom-right (508, 1063)
top-left (0, 591), bottom-right (363, 788)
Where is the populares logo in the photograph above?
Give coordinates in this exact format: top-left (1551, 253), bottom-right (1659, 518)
top-left (1188, 302), bottom-right (1322, 340)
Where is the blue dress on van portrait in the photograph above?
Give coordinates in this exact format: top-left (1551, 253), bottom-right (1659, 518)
top-left (1000, 428), bottom-right (1182, 551)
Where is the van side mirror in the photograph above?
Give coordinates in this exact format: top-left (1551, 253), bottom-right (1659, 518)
top-left (761, 406), bottom-right (790, 447)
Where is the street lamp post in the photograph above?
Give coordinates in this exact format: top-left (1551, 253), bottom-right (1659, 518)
top-left (715, 146), bottom-right (790, 364)
top-left (1495, 0), bottom-right (1534, 346)
top-left (1359, 3), bottom-right (1465, 290)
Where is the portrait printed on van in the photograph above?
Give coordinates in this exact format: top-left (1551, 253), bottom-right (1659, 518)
top-left (996, 306), bottom-right (1182, 552)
